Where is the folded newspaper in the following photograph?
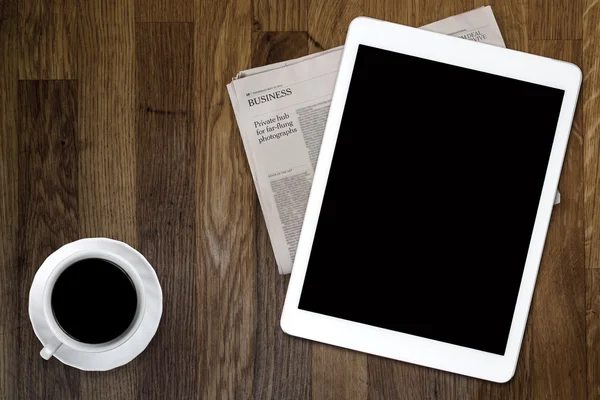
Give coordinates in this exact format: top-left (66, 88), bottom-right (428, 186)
top-left (228, 6), bottom-right (560, 274)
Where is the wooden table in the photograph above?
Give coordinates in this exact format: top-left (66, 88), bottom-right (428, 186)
top-left (0, 0), bottom-right (598, 398)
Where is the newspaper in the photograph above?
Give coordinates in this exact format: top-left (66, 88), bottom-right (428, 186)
top-left (228, 6), bottom-right (554, 274)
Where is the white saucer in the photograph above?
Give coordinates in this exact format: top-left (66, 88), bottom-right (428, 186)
top-left (29, 238), bottom-right (163, 371)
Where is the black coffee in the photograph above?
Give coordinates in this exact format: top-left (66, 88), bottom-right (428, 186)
top-left (51, 258), bottom-right (138, 344)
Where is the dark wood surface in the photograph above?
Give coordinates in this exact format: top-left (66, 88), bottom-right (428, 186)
top-left (0, 0), bottom-right (598, 398)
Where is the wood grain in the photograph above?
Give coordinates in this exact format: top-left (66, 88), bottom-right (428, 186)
top-left (135, 0), bottom-right (194, 22)
top-left (136, 22), bottom-right (198, 400)
top-left (252, 31), bottom-right (308, 66)
top-left (529, 39), bottom-right (586, 400)
top-left (18, 0), bottom-right (76, 79)
top-left (416, 0), bottom-right (474, 26)
top-left (582, 0), bottom-right (600, 390)
top-left (77, 1), bottom-right (138, 398)
top-left (196, 0), bottom-right (256, 397)
top-left (487, 0), bottom-right (529, 51)
top-left (308, 0), bottom-right (361, 52)
top-left (251, 31), bottom-right (313, 400)
top-left (17, 80), bottom-right (80, 399)
top-left (253, 233), bottom-right (312, 400)
top-left (77, 0), bottom-right (137, 246)
top-left (40, 0), bottom-right (77, 79)
top-left (312, 343), bottom-right (367, 400)
top-left (474, 0), bottom-right (492, 8)
top-left (18, 0), bottom-right (41, 79)
top-left (529, 0), bottom-right (582, 39)
top-left (367, 357), bottom-right (435, 400)
top-left (584, 11), bottom-right (600, 397)
top-left (0, 1), bottom-right (18, 399)
top-left (253, 0), bottom-right (307, 31)
top-left (588, 268), bottom-right (600, 399)
top-left (1, 0), bottom-right (599, 399)
top-left (584, 0), bottom-right (600, 270)
top-left (364, 0), bottom-right (416, 26)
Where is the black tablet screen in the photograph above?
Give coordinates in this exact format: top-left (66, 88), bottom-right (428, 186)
top-left (298, 44), bottom-right (565, 355)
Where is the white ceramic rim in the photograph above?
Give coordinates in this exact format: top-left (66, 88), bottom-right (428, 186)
top-left (29, 238), bottom-right (163, 371)
top-left (42, 250), bottom-right (147, 353)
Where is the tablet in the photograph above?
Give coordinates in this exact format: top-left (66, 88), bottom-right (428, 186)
top-left (281, 17), bottom-right (581, 383)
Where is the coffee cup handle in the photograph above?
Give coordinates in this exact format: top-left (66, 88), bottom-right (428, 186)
top-left (40, 337), bottom-right (62, 360)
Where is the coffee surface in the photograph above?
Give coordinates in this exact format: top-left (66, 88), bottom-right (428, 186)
top-left (51, 258), bottom-right (138, 344)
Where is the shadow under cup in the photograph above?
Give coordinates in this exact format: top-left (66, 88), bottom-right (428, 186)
top-left (50, 258), bottom-right (139, 345)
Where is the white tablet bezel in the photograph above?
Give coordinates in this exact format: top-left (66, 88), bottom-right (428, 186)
top-left (281, 17), bottom-right (581, 383)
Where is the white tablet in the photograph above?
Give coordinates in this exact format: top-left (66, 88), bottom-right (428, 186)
top-left (281, 17), bottom-right (581, 383)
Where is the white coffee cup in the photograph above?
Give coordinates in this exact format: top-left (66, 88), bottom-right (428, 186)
top-left (39, 249), bottom-right (146, 360)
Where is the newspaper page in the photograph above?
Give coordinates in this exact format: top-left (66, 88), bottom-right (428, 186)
top-left (228, 7), bottom-right (534, 274)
